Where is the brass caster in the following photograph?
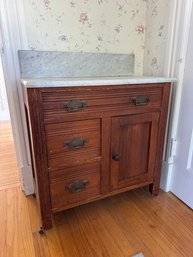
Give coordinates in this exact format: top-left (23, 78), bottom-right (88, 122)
top-left (38, 227), bottom-right (45, 235)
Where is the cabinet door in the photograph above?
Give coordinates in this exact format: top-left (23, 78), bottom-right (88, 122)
top-left (110, 112), bottom-right (159, 191)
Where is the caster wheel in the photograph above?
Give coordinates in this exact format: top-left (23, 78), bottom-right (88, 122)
top-left (38, 227), bottom-right (44, 235)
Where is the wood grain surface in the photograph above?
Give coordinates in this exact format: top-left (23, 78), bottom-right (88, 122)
top-left (0, 121), bottom-right (20, 190)
top-left (0, 126), bottom-right (193, 257)
top-left (1, 186), bottom-right (193, 257)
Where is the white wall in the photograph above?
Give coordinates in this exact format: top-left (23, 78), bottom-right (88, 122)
top-left (169, 3), bottom-right (193, 207)
top-left (0, 0), bottom-right (34, 195)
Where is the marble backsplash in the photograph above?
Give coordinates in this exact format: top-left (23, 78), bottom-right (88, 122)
top-left (18, 50), bottom-right (134, 78)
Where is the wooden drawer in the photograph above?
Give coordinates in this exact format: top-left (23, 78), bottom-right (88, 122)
top-left (41, 85), bottom-right (163, 122)
top-left (50, 162), bottom-right (101, 211)
top-left (45, 119), bottom-right (101, 171)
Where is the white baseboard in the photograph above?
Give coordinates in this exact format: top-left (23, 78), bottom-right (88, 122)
top-left (20, 165), bottom-right (35, 195)
top-left (160, 161), bottom-right (173, 192)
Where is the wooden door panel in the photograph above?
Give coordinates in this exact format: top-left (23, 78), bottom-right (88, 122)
top-left (110, 112), bottom-right (159, 191)
top-left (119, 121), bottom-right (150, 179)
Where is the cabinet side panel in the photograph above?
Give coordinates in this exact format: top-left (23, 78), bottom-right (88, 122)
top-left (26, 88), bottom-right (52, 229)
top-left (150, 83), bottom-right (171, 195)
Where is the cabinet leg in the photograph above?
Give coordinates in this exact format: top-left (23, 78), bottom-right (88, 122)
top-left (149, 183), bottom-right (159, 196)
top-left (38, 216), bottom-right (52, 234)
top-left (41, 214), bottom-right (53, 231)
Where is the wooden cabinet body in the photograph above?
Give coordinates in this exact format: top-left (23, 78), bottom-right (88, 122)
top-left (23, 83), bottom-right (171, 230)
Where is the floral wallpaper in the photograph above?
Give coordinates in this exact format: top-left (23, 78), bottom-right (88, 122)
top-left (23, 0), bottom-right (170, 76)
top-left (143, 0), bottom-right (170, 76)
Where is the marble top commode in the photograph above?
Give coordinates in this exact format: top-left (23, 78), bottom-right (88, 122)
top-left (21, 76), bottom-right (176, 88)
top-left (19, 50), bottom-right (176, 88)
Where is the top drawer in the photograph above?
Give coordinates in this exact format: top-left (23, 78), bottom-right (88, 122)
top-left (41, 84), bottom-right (163, 122)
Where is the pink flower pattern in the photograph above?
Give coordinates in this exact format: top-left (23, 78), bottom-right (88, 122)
top-left (136, 25), bottom-right (145, 34)
top-left (43, 0), bottom-right (50, 7)
top-left (79, 12), bottom-right (88, 23)
top-left (151, 57), bottom-right (158, 69)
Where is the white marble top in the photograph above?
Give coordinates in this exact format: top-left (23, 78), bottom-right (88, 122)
top-left (21, 76), bottom-right (176, 88)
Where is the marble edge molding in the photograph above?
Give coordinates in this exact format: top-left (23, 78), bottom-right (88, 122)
top-left (21, 77), bottom-right (177, 88)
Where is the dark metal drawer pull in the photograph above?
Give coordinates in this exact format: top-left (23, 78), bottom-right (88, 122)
top-left (132, 96), bottom-right (150, 106)
top-left (64, 138), bottom-right (88, 149)
top-left (61, 100), bottom-right (87, 112)
top-left (65, 180), bottom-right (90, 193)
top-left (112, 152), bottom-right (120, 161)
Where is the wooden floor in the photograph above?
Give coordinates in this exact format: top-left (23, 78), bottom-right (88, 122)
top-left (1, 122), bottom-right (193, 257)
top-left (0, 121), bottom-right (20, 190)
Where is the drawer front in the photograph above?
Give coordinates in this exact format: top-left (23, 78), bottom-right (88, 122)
top-left (50, 162), bottom-right (101, 211)
top-left (41, 85), bottom-right (163, 122)
top-left (45, 119), bottom-right (101, 171)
